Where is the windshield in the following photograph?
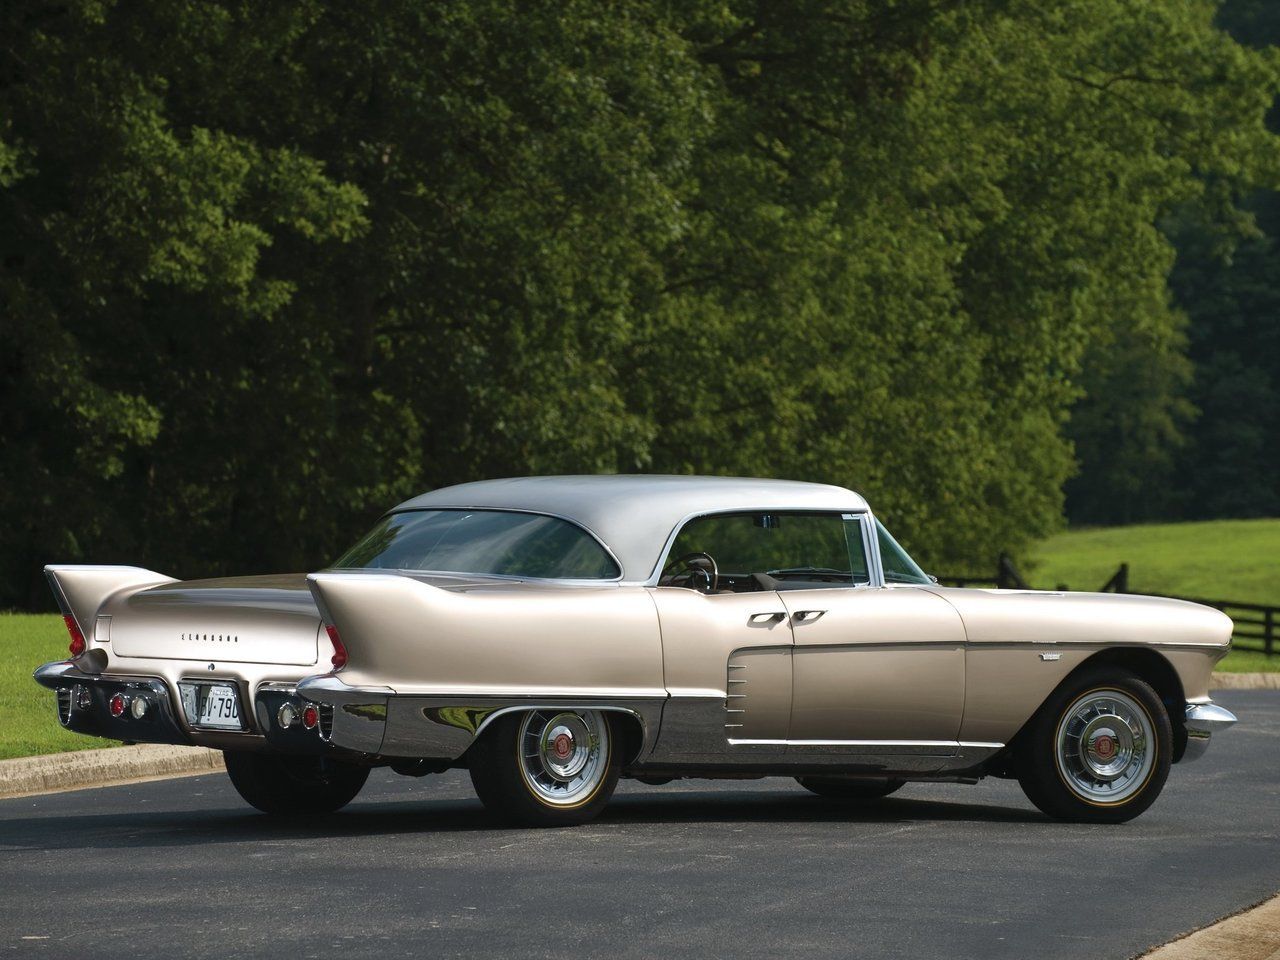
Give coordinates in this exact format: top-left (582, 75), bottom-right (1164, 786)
top-left (875, 520), bottom-right (930, 584)
top-left (332, 509), bottom-right (620, 580)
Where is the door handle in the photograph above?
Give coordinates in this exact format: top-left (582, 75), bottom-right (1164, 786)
top-left (748, 612), bottom-right (787, 624)
top-left (792, 610), bottom-right (826, 623)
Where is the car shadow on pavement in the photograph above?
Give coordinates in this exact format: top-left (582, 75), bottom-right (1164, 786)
top-left (0, 789), bottom-right (1046, 853)
top-left (600, 790), bottom-right (1046, 826)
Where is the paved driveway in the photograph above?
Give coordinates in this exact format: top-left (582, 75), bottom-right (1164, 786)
top-left (1, 690), bottom-right (1276, 959)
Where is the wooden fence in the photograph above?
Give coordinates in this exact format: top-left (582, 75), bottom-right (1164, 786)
top-left (938, 554), bottom-right (1276, 657)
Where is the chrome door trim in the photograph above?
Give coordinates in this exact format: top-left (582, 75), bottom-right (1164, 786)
top-left (791, 610), bottom-right (827, 623)
top-left (726, 738), bottom-right (1004, 754)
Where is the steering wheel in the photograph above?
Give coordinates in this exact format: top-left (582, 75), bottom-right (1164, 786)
top-left (660, 551), bottom-right (720, 594)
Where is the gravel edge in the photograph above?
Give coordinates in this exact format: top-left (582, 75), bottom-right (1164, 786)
top-left (1137, 892), bottom-right (1280, 959)
top-left (1209, 671), bottom-right (1280, 690)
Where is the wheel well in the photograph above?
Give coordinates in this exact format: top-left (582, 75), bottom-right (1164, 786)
top-left (608, 711), bottom-right (646, 767)
top-left (459, 707), bottom-right (648, 768)
top-left (1074, 647), bottom-right (1185, 714)
top-left (994, 646), bottom-right (1188, 776)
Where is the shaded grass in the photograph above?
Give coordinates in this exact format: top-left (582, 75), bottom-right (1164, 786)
top-left (0, 613), bottom-right (112, 760)
top-left (1029, 518), bottom-right (1280, 672)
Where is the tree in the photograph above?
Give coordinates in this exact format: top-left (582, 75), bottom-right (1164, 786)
top-left (2, 0), bottom-right (1277, 607)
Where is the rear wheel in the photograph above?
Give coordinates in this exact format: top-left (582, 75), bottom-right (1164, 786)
top-left (1016, 667), bottom-right (1171, 823)
top-left (223, 751), bottom-right (369, 816)
top-left (469, 709), bottom-right (620, 827)
top-left (796, 776), bottom-right (905, 800)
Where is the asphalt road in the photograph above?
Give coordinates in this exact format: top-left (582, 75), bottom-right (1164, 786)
top-left (1, 690), bottom-right (1277, 960)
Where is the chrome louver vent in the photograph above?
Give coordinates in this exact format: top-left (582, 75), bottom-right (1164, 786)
top-left (318, 703), bottom-right (335, 741)
top-left (56, 688), bottom-right (72, 726)
top-left (725, 659), bottom-right (747, 734)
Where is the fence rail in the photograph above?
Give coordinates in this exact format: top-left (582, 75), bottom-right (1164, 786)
top-left (939, 554), bottom-right (1276, 657)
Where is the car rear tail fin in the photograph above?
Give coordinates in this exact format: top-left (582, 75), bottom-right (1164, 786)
top-left (44, 565), bottom-right (176, 650)
top-left (305, 572), bottom-right (448, 678)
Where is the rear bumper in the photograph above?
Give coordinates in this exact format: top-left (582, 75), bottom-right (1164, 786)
top-left (33, 660), bottom-right (333, 756)
top-left (34, 660), bottom-right (191, 747)
top-left (1182, 701), bottom-right (1238, 763)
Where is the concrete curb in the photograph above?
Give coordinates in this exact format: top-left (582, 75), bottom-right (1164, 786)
top-left (0, 743), bottom-right (224, 800)
top-left (1139, 892), bottom-right (1280, 959)
top-left (1210, 672), bottom-right (1280, 690)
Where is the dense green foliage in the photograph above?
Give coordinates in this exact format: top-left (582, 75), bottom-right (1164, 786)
top-left (1065, 0), bottom-right (1280, 525)
top-left (3, 1), bottom-right (1279, 607)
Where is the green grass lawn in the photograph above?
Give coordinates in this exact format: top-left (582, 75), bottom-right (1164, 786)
top-left (1029, 518), bottom-right (1280, 672)
top-left (0, 613), bottom-right (112, 760)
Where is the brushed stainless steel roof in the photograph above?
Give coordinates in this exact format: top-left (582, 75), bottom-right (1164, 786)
top-left (393, 475), bottom-right (869, 582)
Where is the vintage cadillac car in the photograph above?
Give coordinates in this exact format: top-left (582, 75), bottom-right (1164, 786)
top-left (36, 475), bottom-right (1237, 825)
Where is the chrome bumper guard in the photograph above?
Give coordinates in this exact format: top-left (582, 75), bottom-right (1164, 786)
top-left (1182, 702), bottom-right (1238, 763)
top-left (286, 675), bottom-right (391, 756)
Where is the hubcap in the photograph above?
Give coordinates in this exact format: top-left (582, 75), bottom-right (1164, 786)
top-left (518, 711), bottom-right (609, 807)
top-left (1055, 689), bottom-right (1155, 804)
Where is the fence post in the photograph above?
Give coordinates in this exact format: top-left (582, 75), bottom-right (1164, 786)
top-left (1267, 608), bottom-right (1274, 657)
top-left (997, 553), bottom-right (1029, 590)
top-left (1099, 563), bottom-right (1129, 593)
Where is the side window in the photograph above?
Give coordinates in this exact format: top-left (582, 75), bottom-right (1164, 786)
top-left (875, 520), bottom-right (931, 585)
top-left (665, 512), bottom-right (869, 590)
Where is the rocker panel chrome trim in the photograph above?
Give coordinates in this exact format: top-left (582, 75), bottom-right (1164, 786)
top-left (340, 694), bottom-right (665, 761)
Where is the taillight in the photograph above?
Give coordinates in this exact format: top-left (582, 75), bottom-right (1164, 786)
top-left (301, 704), bottom-right (320, 730)
top-left (63, 615), bottom-right (86, 658)
top-left (326, 624), bottom-right (347, 670)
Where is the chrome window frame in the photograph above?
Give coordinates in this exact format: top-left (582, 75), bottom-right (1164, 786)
top-left (645, 508), bottom-right (884, 589)
top-left (872, 517), bottom-right (931, 586)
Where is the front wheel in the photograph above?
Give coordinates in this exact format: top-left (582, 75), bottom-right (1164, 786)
top-left (223, 751), bottom-right (370, 816)
top-left (1016, 668), bottom-right (1171, 823)
top-left (468, 709), bottom-right (620, 827)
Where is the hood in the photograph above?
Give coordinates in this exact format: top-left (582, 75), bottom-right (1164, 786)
top-left (106, 574), bottom-right (321, 666)
top-left (926, 587), bottom-right (1235, 648)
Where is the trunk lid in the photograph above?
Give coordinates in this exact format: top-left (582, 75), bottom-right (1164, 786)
top-left (108, 574), bottom-right (320, 666)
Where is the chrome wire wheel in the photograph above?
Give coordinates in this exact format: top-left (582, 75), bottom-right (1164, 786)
top-left (1054, 688), bottom-right (1156, 805)
top-left (517, 710), bottom-right (610, 808)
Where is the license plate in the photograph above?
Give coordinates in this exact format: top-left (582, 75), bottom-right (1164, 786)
top-left (197, 684), bottom-right (241, 729)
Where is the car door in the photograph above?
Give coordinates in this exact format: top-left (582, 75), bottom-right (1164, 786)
top-left (782, 587), bottom-right (966, 746)
top-left (781, 515), bottom-right (967, 753)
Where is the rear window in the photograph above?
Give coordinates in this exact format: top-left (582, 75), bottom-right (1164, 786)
top-left (332, 509), bottom-right (620, 580)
